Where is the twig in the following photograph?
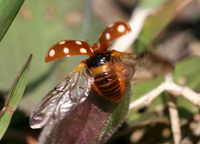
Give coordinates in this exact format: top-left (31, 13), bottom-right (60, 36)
top-left (112, 8), bottom-right (151, 52)
top-left (129, 73), bottom-right (200, 143)
top-left (129, 73), bottom-right (200, 109)
top-left (168, 95), bottom-right (181, 144)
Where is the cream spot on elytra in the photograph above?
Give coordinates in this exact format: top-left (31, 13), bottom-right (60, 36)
top-left (98, 33), bottom-right (102, 39)
top-left (117, 25), bottom-right (126, 33)
top-left (97, 42), bottom-right (100, 48)
top-left (80, 48), bottom-right (87, 53)
top-left (63, 47), bottom-right (69, 54)
top-left (105, 33), bottom-right (111, 40)
top-left (49, 49), bottom-right (55, 57)
top-left (75, 41), bottom-right (82, 45)
top-left (108, 23), bottom-right (114, 28)
top-left (59, 41), bottom-right (65, 45)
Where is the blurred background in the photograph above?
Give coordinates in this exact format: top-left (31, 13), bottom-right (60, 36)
top-left (0, 0), bottom-right (200, 143)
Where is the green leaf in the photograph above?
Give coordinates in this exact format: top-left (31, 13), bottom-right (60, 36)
top-left (0, 0), bottom-right (90, 111)
top-left (0, 0), bottom-right (24, 41)
top-left (0, 54), bottom-right (32, 140)
top-left (135, 0), bottom-right (184, 53)
top-left (99, 83), bottom-right (131, 143)
top-left (138, 0), bottom-right (166, 9)
top-left (39, 83), bottom-right (131, 144)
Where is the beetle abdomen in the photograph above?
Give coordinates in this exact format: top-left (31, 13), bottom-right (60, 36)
top-left (86, 52), bottom-right (126, 102)
top-left (94, 72), bottom-right (123, 102)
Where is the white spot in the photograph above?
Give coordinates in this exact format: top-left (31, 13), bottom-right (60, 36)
top-left (105, 33), bottom-right (111, 40)
top-left (108, 23), bottom-right (114, 28)
top-left (63, 47), bottom-right (69, 54)
top-left (98, 33), bottom-right (102, 39)
top-left (76, 41), bottom-right (82, 45)
top-left (97, 42), bottom-right (100, 48)
top-left (80, 48), bottom-right (87, 53)
top-left (117, 25), bottom-right (126, 33)
top-left (49, 49), bottom-right (55, 57)
top-left (59, 41), bottom-right (65, 45)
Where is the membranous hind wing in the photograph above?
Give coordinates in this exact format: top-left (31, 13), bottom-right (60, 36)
top-left (111, 50), bottom-right (173, 83)
top-left (30, 62), bottom-right (94, 129)
top-left (133, 54), bottom-right (173, 83)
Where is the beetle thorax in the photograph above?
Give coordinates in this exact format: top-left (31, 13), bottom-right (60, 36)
top-left (86, 52), bottom-right (111, 68)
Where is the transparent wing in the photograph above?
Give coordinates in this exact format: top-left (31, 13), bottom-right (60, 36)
top-left (30, 62), bottom-right (94, 129)
top-left (111, 50), bottom-right (173, 83)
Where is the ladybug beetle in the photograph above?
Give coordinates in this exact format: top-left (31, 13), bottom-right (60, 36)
top-left (30, 21), bottom-right (172, 129)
